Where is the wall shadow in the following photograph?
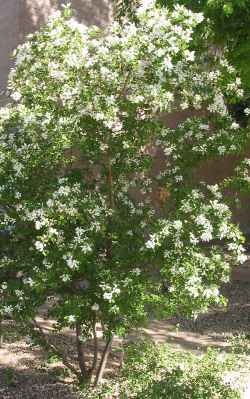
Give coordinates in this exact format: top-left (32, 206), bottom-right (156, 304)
top-left (20, 0), bottom-right (112, 41)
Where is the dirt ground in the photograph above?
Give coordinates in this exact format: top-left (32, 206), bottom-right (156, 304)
top-left (1, 279), bottom-right (250, 398)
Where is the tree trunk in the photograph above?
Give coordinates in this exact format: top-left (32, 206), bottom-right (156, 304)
top-left (94, 335), bottom-right (113, 386)
top-left (93, 154), bottom-right (114, 386)
top-left (90, 322), bottom-right (98, 381)
top-left (76, 322), bottom-right (89, 383)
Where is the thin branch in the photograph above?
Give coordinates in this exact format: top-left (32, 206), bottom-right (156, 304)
top-left (32, 319), bottom-right (80, 379)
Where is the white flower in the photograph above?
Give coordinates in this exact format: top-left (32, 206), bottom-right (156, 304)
top-left (11, 91), bottom-right (22, 102)
top-left (231, 122), bottom-right (239, 130)
top-left (91, 303), bottom-right (100, 312)
top-left (12, 162), bottom-right (23, 175)
top-left (15, 192), bottom-right (21, 199)
top-left (100, 143), bottom-right (108, 152)
top-left (195, 214), bottom-right (207, 226)
top-left (15, 289), bottom-right (24, 298)
top-left (244, 108), bottom-right (250, 116)
top-left (219, 223), bottom-right (229, 239)
top-left (65, 52), bottom-right (80, 68)
top-left (35, 220), bottom-right (43, 230)
top-left (175, 175), bottom-right (183, 182)
top-left (228, 242), bottom-right (237, 251)
top-left (61, 274), bottom-right (71, 282)
top-left (103, 292), bottom-right (113, 301)
top-left (48, 62), bottom-right (67, 80)
top-left (81, 243), bottom-right (92, 254)
top-left (57, 185), bottom-right (71, 196)
top-left (139, 0), bottom-right (155, 11)
top-left (203, 287), bottom-right (219, 299)
top-left (163, 57), bottom-right (173, 71)
top-left (173, 220), bottom-right (182, 231)
top-left (200, 230), bottom-right (213, 242)
top-left (187, 285), bottom-right (199, 298)
top-left (199, 124), bottom-right (209, 130)
top-left (164, 145), bottom-right (175, 156)
top-left (3, 305), bottom-right (13, 315)
top-left (184, 50), bottom-right (195, 62)
top-left (113, 287), bottom-right (121, 295)
top-left (180, 102), bottom-right (189, 110)
top-left (1, 282), bottom-right (7, 290)
top-left (46, 199), bottom-right (53, 207)
top-left (64, 255), bottom-right (79, 270)
top-left (207, 184), bottom-right (221, 198)
top-left (145, 236), bottom-right (157, 249)
top-left (237, 253), bottom-right (247, 264)
top-left (190, 233), bottom-right (199, 245)
top-left (0, 106), bottom-right (11, 121)
top-left (48, 227), bottom-right (58, 236)
top-left (34, 241), bottom-right (44, 252)
top-left (123, 141), bottom-right (130, 149)
top-left (66, 315), bottom-right (76, 323)
top-left (194, 13), bottom-right (204, 24)
top-left (23, 277), bottom-right (35, 286)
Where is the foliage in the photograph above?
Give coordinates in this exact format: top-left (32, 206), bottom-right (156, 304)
top-left (229, 333), bottom-right (250, 355)
top-left (114, 0), bottom-right (250, 95)
top-left (83, 340), bottom-right (242, 398)
top-left (112, 0), bottom-right (139, 21)
top-left (159, 0), bottom-right (250, 95)
top-left (0, 0), bottom-right (249, 384)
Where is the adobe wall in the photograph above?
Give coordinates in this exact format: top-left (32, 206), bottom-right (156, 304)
top-left (0, 0), bottom-right (20, 106)
top-left (0, 0), bottom-right (112, 105)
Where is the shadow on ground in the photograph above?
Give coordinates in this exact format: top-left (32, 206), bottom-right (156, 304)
top-left (0, 365), bottom-right (80, 399)
top-left (1, 281), bottom-right (250, 397)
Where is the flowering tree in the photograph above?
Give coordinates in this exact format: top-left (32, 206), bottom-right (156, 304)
top-left (0, 1), bottom-right (248, 385)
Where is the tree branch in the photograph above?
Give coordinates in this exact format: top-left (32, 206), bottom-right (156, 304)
top-left (32, 319), bottom-right (80, 380)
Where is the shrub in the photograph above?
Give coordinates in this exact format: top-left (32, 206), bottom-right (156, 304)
top-left (0, 0), bottom-right (249, 385)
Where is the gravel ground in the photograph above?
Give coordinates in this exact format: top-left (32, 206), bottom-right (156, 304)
top-left (1, 280), bottom-right (250, 398)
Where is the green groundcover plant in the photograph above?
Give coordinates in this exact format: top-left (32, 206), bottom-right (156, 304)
top-left (0, 0), bottom-right (249, 385)
top-left (83, 340), bottom-right (243, 398)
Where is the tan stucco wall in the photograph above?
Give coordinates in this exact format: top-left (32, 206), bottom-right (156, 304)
top-left (0, 0), bottom-right (20, 106)
top-left (0, 0), bottom-right (112, 105)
